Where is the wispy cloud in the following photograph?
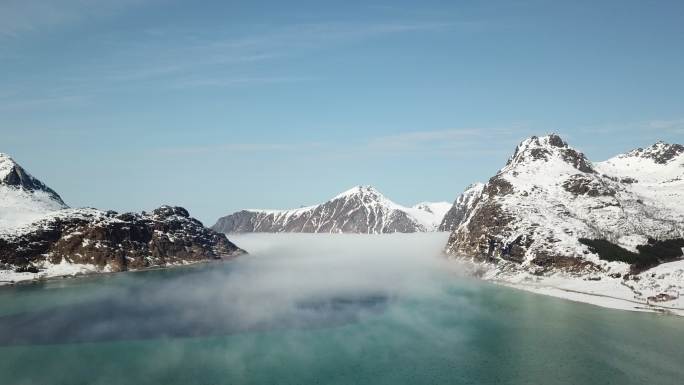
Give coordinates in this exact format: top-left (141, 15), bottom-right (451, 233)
top-left (171, 76), bottom-right (313, 89)
top-left (367, 126), bottom-right (528, 152)
top-left (94, 21), bottom-right (454, 86)
top-left (3, 17), bottom-right (457, 106)
top-left (0, 0), bottom-right (151, 38)
top-left (157, 142), bottom-right (327, 155)
top-left (577, 118), bottom-right (684, 135)
top-left (644, 118), bottom-right (684, 133)
top-left (157, 125), bottom-right (528, 157)
top-left (0, 93), bottom-right (88, 111)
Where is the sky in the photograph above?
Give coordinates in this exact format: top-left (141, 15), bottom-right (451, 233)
top-left (1, 0), bottom-right (683, 225)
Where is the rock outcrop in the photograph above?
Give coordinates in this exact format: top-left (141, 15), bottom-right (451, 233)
top-left (0, 206), bottom-right (244, 273)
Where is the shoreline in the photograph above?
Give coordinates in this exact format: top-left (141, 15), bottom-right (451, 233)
top-left (0, 257), bottom-right (238, 289)
top-left (495, 279), bottom-right (684, 316)
top-left (454, 257), bottom-right (684, 317)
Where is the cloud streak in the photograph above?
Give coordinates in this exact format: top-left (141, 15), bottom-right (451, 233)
top-left (2, 16), bottom-right (458, 107)
top-left (0, 0), bottom-right (152, 38)
top-left (156, 125), bottom-right (528, 157)
top-left (367, 126), bottom-right (529, 153)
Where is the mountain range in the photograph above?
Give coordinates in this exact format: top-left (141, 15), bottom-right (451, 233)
top-left (1, 135), bottom-right (683, 314)
top-left (212, 185), bottom-right (451, 234)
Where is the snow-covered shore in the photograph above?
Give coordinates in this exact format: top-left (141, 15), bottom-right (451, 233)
top-left (469, 260), bottom-right (684, 316)
top-left (0, 259), bottom-right (218, 287)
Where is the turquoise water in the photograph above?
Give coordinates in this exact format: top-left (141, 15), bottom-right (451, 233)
top-left (0, 234), bottom-right (682, 385)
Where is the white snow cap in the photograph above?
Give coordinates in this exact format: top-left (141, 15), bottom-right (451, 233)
top-left (333, 185), bottom-right (384, 200)
top-left (0, 153), bottom-right (19, 180)
top-left (504, 133), bottom-right (594, 173)
top-left (0, 152), bottom-right (68, 231)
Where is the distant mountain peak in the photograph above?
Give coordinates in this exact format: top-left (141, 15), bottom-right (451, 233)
top-left (624, 141), bottom-right (684, 164)
top-left (0, 153), bottom-right (66, 206)
top-left (506, 134), bottom-right (594, 173)
top-left (213, 185), bottom-right (448, 234)
top-left (333, 185), bottom-right (383, 199)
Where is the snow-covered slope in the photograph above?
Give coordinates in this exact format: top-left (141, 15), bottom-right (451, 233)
top-left (595, 141), bottom-right (684, 216)
top-left (444, 134), bottom-right (684, 314)
top-left (408, 201), bottom-right (453, 231)
top-left (0, 153), bottom-right (67, 230)
top-left (212, 186), bottom-right (450, 234)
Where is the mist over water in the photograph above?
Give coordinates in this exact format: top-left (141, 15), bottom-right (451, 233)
top-left (0, 233), bottom-right (683, 385)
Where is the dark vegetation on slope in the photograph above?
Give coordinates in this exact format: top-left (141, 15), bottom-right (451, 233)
top-left (579, 238), bottom-right (684, 273)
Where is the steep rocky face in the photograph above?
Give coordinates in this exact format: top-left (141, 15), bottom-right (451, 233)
top-left (0, 206), bottom-right (245, 273)
top-left (213, 186), bottom-right (449, 234)
top-left (438, 183), bottom-right (484, 232)
top-left (444, 134), bottom-right (684, 273)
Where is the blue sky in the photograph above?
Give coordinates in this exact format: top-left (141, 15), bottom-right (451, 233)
top-left (2, 0), bottom-right (683, 224)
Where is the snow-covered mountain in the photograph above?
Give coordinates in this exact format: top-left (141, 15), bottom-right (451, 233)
top-left (0, 153), bottom-right (67, 230)
top-left (0, 154), bottom-right (244, 284)
top-left (595, 141), bottom-right (684, 216)
top-left (212, 185), bottom-right (450, 234)
top-left (444, 134), bottom-right (684, 314)
top-left (438, 183), bottom-right (484, 232)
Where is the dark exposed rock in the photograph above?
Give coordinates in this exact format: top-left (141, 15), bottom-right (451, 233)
top-left (444, 195), bottom-right (515, 261)
top-left (627, 142), bottom-right (684, 164)
top-left (486, 176), bottom-right (514, 197)
top-left (531, 252), bottom-right (598, 273)
top-left (647, 293), bottom-right (678, 302)
top-left (14, 265), bottom-right (39, 273)
top-left (0, 206), bottom-right (245, 272)
top-left (562, 174), bottom-right (616, 197)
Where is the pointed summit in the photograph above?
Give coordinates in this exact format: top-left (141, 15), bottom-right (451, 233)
top-left (213, 185), bottom-right (448, 233)
top-left (0, 153), bottom-right (65, 205)
top-left (506, 134), bottom-right (594, 173)
top-left (0, 153), bottom-right (68, 230)
top-left (333, 185), bottom-right (384, 200)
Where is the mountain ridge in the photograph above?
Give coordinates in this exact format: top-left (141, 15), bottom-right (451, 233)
top-left (212, 185), bottom-right (450, 234)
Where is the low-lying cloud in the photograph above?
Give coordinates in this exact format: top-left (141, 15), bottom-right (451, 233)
top-left (0, 233), bottom-right (472, 346)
